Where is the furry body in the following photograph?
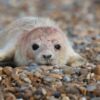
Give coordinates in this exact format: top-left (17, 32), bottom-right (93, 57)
top-left (0, 17), bottom-right (83, 66)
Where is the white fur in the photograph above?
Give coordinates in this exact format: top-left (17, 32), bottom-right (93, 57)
top-left (0, 17), bottom-right (84, 66)
top-left (0, 17), bottom-right (58, 59)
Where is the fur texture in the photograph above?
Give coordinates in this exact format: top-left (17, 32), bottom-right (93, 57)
top-left (0, 17), bottom-right (84, 66)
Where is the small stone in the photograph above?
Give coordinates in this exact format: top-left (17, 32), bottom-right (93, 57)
top-left (91, 97), bottom-right (100, 100)
top-left (52, 69), bottom-right (63, 74)
top-left (41, 88), bottom-right (47, 95)
top-left (34, 89), bottom-right (43, 99)
top-left (53, 91), bottom-right (61, 98)
top-left (63, 75), bottom-right (71, 82)
top-left (93, 84), bottom-right (100, 96)
top-left (34, 71), bottom-right (42, 77)
top-left (47, 96), bottom-right (59, 100)
top-left (23, 89), bottom-right (33, 99)
top-left (0, 67), bottom-right (3, 75)
top-left (61, 94), bottom-right (70, 100)
top-left (74, 68), bottom-right (81, 74)
top-left (20, 73), bottom-right (31, 83)
top-left (95, 75), bottom-right (100, 80)
top-left (4, 93), bottom-right (16, 100)
top-left (80, 68), bottom-right (88, 75)
top-left (52, 81), bottom-right (62, 88)
top-left (49, 73), bottom-right (63, 79)
top-left (86, 85), bottom-right (96, 92)
top-left (95, 54), bottom-right (100, 62)
top-left (87, 73), bottom-right (94, 79)
top-left (63, 67), bottom-right (74, 74)
top-left (78, 86), bottom-right (87, 95)
top-left (26, 64), bottom-right (39, 72)
top-left (94, 65), bottom-right (100, 75)
top-left (3, 67), bottom-right (13, 76)
top-left (44, 76), bottom-right (55, 82)
top-left (16, 99), bottom-right (23, 100)
top-left (65, 85), bottom-right (80, 94)
top-left (79, 97), bottom-right (87, 100)
top-left (0, 76), bottom-right (2, 81)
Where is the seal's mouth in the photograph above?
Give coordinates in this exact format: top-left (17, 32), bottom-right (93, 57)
top-left (38, 60), bottom-right (53, 66)
top-left (36, 58), bottom-right (55, 66)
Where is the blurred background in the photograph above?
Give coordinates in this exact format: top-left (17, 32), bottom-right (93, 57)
top-left (0, 0), bottom-right (99, 36)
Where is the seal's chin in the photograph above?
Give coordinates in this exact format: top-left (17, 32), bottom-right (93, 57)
top-left (37, 60), bottom-right (54, 66)
top-left (38, 62), bottom-right (52, 66)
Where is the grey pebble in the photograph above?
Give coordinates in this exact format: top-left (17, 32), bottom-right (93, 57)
top-left (63, 75), bottom-right (71, 82)
top-left (51, 69), bottom-right (63, 74)
top-left (91, 97), bottom-right (100, 100)
top-left (95, 54), bottom-right (100, 62)
top-left (44, 77), bottom-right (56, 82)
top-left (86, 85), bottom-right (96, 91)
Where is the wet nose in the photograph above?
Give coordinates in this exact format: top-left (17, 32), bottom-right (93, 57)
top-left (43, 54), bottom-right (52, 59)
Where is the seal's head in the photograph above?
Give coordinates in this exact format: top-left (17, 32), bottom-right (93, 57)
top-left (19, 27), bottom-right (68, 66)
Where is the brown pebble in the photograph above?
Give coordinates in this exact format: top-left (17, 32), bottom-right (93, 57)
top-left (0, 67), bottom-right (3, 75)
top-left (93, 84), bottom-right (100, 96)
top-left (23, 89), bottom-right (33, 98)
top-left (94, 65), bottom-right (100, 75)
top-left (4, 93), bottom-right (16, 100)
top-left (49, 73), bottom-right (63, 79)
top-left (3, 67), bottom-right (13, 76)
top-left (61, 94), bottom-right (70, 100)
top-left (95, 75), bottom-right (100, 80)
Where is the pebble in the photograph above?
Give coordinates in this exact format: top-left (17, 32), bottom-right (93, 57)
top-left (94, 65), bottom-right (100, 75)
top-left (95, 75), bottom-right (100, 80)
top-left (34, 89), bottom-right (43, 99)
top-left (95, 54), bottom-right (100, 62)
top-left (87, 73), bottom-right (95, 79)
top-left (3, 67), bottom-right (13, 76)
top-left (65, 86), bottom-right (80, 94)
top-left (80, 97), bottom-right (87, 100)
top-left (47, 96), bottom-right (60, 100)
top-left (74, 68), bottom-right (81, 73)
top-left (5, 93), bottom-right (16, 100)
top-left (34, 71), bottom-right (42, 77)
top-left (49, 73), bottom-right (63, 79)
top-left (20, 73), bottom-right (31, 83)
top-left (53, 91), bottom-right (61, 98)
top-left (93, 83), bottom-right (100, 96)
top-left (41, 88), bottom-right (47, 95)
top-left (63, 75), bottom-right (71, 82)
top-left (54, 81), bottom-right (63, 87)
top-left (44, 76), bottom-right (56, 82)
top-left (0, 76), bottom-right (2, 81)
top-left (61, 94), bottom-right (70, 100)
top-left (91, 97), bottom-right (100, 100)
top-left (51, 69), bottom-right (63, 74)
top-left (0, 67), bottom-right (3, 75)
top-left (26, 64), bottom-right (39, 72)
top-left (63, 67), bottom-right (74, 74)
top-left (86, 85), bottom-right (96, 92)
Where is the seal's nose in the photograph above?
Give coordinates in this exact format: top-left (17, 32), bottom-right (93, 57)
top-left (43, 55), bottom-right (52, 59)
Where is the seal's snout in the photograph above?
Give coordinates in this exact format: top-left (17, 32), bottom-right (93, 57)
top-left (42, 54), bottom-right (52, 60)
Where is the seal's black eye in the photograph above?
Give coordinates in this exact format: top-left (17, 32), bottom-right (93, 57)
top-left (32, 43), bottom-right (39, 50)
top-left (55, 44), bottom-right (61, 50)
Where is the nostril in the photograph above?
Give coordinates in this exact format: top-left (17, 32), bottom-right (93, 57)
top-left (43, 55), bottom-right (52, 59)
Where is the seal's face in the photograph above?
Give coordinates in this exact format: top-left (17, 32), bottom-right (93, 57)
top-left (24, 27), bottom-right (68, 66)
